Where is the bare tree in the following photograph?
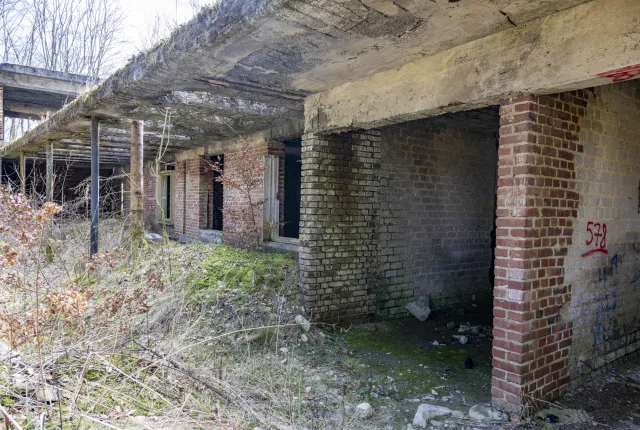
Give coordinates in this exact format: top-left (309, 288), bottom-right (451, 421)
top-left (1, 0), bottom-right (124, 78)
top-left (0, 0), bottom-right (124, 141)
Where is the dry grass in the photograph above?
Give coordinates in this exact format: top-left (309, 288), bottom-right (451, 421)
top-left (0, 193), bottom-right (331, 429)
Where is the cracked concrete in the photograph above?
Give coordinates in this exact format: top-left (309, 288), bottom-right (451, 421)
top-left (1, 0), bottom-right (591, 165)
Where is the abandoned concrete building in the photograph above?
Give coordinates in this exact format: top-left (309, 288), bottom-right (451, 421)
top-left (0, 0), bottom-right (639, 415)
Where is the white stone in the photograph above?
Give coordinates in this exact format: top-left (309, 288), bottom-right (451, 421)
top-left (406, 295), bottom-right (431, 321)
top-left (36, 386), bottom-right (59, 402)
top-left (468, 405), bottom-right (508, 421)
top-left (452, 410), bottom-right (464, 419)
top-left (355, 402), bottom-right (374, 420)
top-left (458, 325), bottom-right (470, 333)
top-left (412, 404), bottom-right (452, 428)
top-left (145, 232), bottom-right (163, 241)
top-left (294, 315), bottom-right (311, 332)
top-left (452, 335), bottom-right (469, 344)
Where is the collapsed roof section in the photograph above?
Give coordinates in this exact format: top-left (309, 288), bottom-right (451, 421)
top-left (0, 0), bottom-right (592, 165)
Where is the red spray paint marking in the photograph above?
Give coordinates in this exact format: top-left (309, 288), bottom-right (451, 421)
top-left (598, 64), bottom-right (640, 83)
top-left (581, 221), bottom-right (608, 257)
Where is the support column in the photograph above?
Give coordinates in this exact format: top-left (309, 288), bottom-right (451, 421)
top-left (46, 142), bottom-right (54, 201)
top-left (90, 117), bottom-right (100, 257)
top-left (492, 93), bottom-right (586, 413)
top-left (130, 120), bottom-right (145, 246)
top-left (0, 85), bottom-right (4, 145)
top-left (19, 151), bottom-right (26, 195)
top-left (298, 130), bottom-right (381, 321)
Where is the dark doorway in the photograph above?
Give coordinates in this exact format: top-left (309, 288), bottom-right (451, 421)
top-left (211, 155), bottom-right (224, 231)
top-left (283, 138), bottom-right (301, 238)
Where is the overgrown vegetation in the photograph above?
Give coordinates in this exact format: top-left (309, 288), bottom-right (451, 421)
top-left (188, 245), bottom-right (296, 303)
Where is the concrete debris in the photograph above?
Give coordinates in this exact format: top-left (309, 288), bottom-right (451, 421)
top-left (355, 402), bottom-right (374, 420)
top-left (458, 324), bottom-right (470, 333)
top-left (535, 407), bottom-right (591, 424)
top-left (300, 333), bottom-right (308, 342)
top-left (36, 386), bottom-right (59, 403)
top-left (451, 410), bottom-right (465, 419)
top-left (406, 296), bottom-right (431, 321)
top-left (468, 405), bottom-right (508, 421)
top-left (452, 335), bottom-right (468, 344)
top-left (412, 404), bottom-right (452, 428)
top-left (144, 232), bottom-right (163, 242)
top-left (294, 315), bottom-right (311, 332)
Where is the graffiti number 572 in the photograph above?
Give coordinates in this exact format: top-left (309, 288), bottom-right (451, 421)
top-left (582, 222), bottom-right (608, 257)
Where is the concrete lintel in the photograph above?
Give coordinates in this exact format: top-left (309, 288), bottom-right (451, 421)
top-left (173, 129), bottom-right (274, 162)
top-left (304, 0), bottom-right (640, 133)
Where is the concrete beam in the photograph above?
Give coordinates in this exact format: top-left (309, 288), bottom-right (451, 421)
top-left (305, 0), bottom-right (640, 132)
top-left (0, 63), bottom-right (96, 96)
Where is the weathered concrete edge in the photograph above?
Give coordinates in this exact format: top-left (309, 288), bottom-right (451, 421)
top-left (0, 0), bottom-right (285, 159)
top-left (304, 0), bottom-right (640, 134)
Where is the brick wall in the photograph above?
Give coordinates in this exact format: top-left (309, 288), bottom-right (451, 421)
top-left (222, 136), bottom-right (283, 247)
top-left (171, 134), bottom-right (285, 245)
top-left (492, 92), bottom-right (586, 413)
top-left (492, 83), bottom-right (640, 413)
top-left (143, 161), bottom-right (157, 232)
top-left (377, 115), bottom-right (498, 317)
top-left (566, 82), bottom-right (640, 383)
top-left (200, 160), bottom-right (213, 230)
top-left (299, 131), bottom-right (381, 320)
top-left (173, 160), bottom-right (187, 237)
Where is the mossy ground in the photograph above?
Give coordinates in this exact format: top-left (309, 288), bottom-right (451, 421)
top-left (335, 315), bottom-right (494, 422)
top-left (186, 245), bottom-right (296, 304)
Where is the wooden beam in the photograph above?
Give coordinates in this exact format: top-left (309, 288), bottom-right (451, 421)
top-left (90, 117), bottom-right (100, 257)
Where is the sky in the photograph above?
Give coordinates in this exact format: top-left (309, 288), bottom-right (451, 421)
top-left (117, 0), bottom-right (211, 63)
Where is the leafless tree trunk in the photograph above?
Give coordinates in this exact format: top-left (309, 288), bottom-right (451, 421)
top-left (0, 0), bottom-right (124, 141)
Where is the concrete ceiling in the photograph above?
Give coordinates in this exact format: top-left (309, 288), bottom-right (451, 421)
top-left (1, 0), bottom-right (593, 164)
top-left (0, 64), bottom-right (97, 120)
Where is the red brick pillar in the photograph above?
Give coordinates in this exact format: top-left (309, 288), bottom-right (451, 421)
top-left (174, 161), bottom-right (186, 236)
top-left (143, 161), bottom-right (157, 231)
top-left (183, 158), bottom-right (203, 239)
top-left (492, 93), bottom-right (586, 413)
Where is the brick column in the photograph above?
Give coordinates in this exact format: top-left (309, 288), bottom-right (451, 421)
top-left (174, 161), bottom-right (186, 236)
top-left (492, 93), bottom-right (586, 413)
top-left (182, 158), bottom-right (203, 239)
top-left (143, 161), bottom-right (157, 231)
top-left (299, 130), bottom-right (381, 321)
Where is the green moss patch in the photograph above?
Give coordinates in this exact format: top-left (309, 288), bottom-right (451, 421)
top-left (186, 245), bottom-right (296, 304)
